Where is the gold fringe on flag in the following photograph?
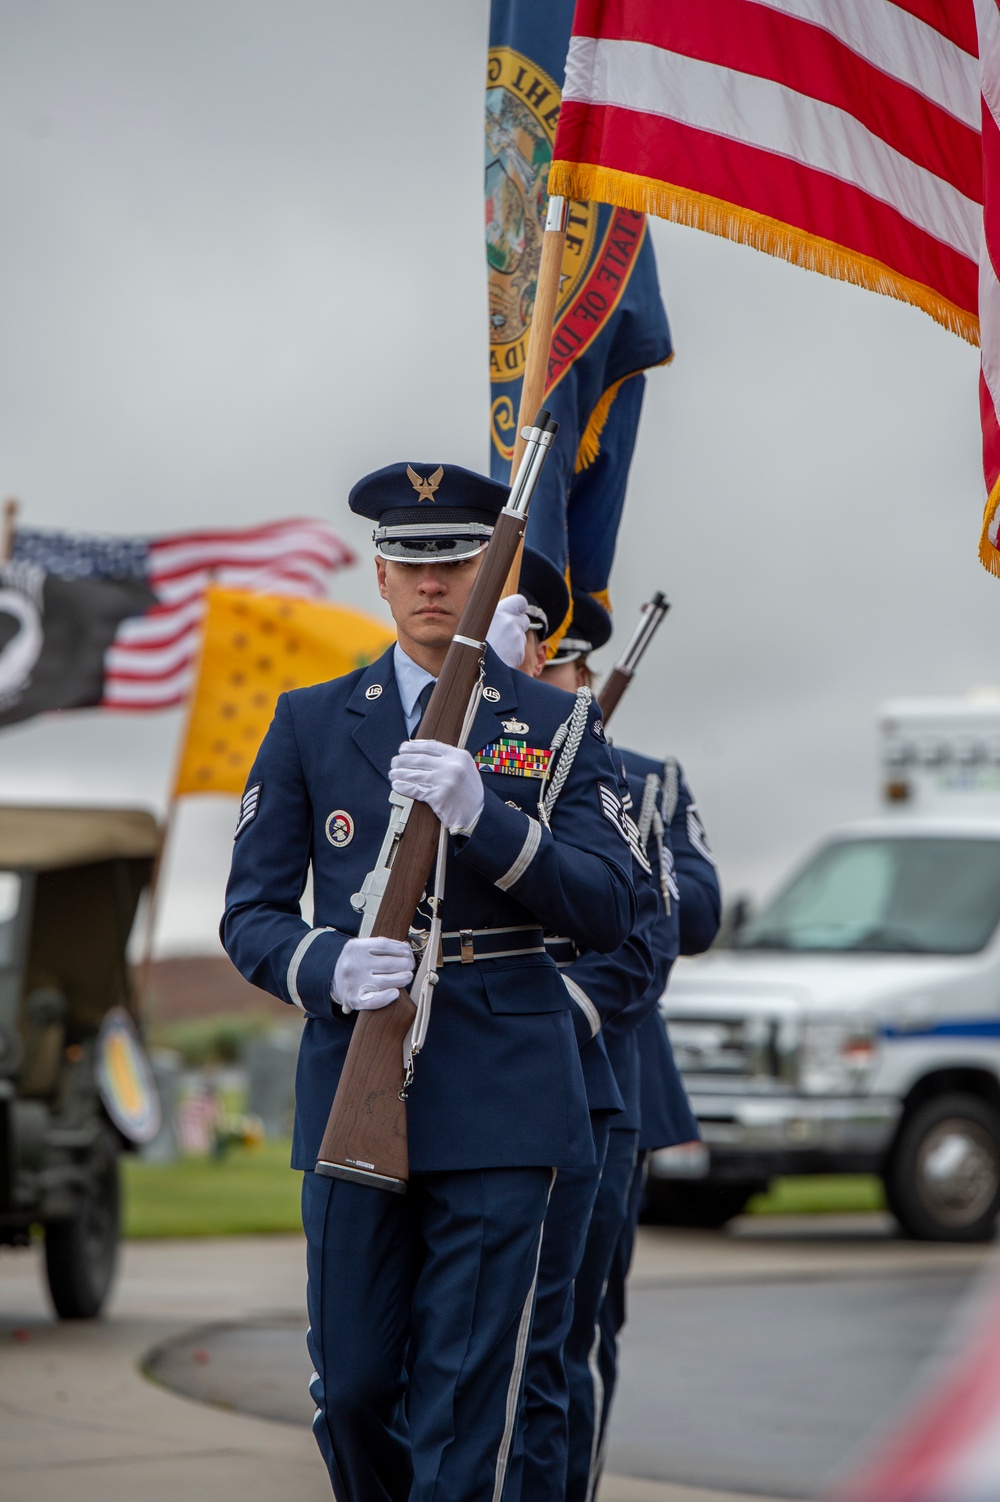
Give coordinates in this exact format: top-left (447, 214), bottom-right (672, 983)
top-left (548, 162), bottom-right (980, 347)
top-left (574, 356), bottom-right (675, 474)
top-left (979, 474), bottom-right (1000, 578)
top-left (576, 377), bottom-right (629, 472)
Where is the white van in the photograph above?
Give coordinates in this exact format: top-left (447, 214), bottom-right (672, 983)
top-left (651, 698), bottom-right (1000, 1242)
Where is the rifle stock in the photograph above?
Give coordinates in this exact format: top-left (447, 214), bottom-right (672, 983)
top-left (316, 417), bottom-right (557, 1193)
top-left (596, 666), bottom-right (633, 722)
top-left (596, 592), bottom-right (670, 727)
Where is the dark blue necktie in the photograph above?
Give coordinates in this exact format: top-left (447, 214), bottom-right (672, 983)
top-left (414, 680), bottom-right (434, 732)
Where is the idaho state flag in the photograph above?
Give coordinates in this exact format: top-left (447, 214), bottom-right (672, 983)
top-left (486, 0), bottom-right (672, 598)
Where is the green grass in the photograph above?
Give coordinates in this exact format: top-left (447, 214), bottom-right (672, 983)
top-left (747, 1174), bottom-right (887, 1216)
top-left (123, 1141), bottom-right (887, 1238)
top-left (123, 1138), bottom-right (302, 1238)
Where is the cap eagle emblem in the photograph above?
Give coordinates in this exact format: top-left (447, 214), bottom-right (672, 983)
top-left (406, 465), bottom-right (444, 503)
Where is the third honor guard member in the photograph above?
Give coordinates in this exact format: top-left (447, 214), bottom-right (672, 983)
top-left (586, 744), bottom-right (721, 1499)
top-left (222, 463), bottom-right (639, 1502)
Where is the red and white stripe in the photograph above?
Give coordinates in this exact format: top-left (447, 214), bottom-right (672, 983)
top-left (838, 1260), bottom-right (1000, 1501)
top-left (977, 0), bottom-right (1000, 557)
top-left (549, 1), bottom-right (1000, 574)
top-left (102, 518), bottom-right (354, 711)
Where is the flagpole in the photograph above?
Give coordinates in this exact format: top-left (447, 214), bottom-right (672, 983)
top-left (503, 196), bottom-right (567, 593)
top-left (0, 499), bottom-right (19, 564)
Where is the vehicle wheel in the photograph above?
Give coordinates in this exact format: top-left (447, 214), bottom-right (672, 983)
top-left (641, 1179), bottom-right (757, 1228)
top-left (44, 1127), bottom-right (121, 1319)
top-left (885, 1092), bottom-right (1000, 1243)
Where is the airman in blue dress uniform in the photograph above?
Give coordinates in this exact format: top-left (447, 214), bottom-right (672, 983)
top-left (501, 562), bottom-right (659, 1502)
top-left (222, 466), bottom-right (639, 1502)
top-left (517, 590), bottom-right (721, 1502)
top-left (581, 745), bottom-right (722, 1501)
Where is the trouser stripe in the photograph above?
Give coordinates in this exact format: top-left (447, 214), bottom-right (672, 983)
top-left (492, 1168), bottom-right (557, 1502)
top-left (584, 1319), bottom-right (605, 1502)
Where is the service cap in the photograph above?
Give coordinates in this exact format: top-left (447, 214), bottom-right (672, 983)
top-left (350, 462), bottom-right (509, 563)
top-left (547, 588), bottom-right (612, 665)
top-left (519, 548), bottom-right (569, 643)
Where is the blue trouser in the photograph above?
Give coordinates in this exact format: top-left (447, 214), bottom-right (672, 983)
top-left (564, 1128), bottom-right (638, 1502)
top-left (303, 1166), bottom-right (553, 1502)
top-left (592, 1148), bottom-right (648, 1483)
top-left (509, 1114), bottom-right (612, 1502)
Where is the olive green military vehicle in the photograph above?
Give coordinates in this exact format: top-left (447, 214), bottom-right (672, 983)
top-left (0, 806), bottom-right (160, 1318)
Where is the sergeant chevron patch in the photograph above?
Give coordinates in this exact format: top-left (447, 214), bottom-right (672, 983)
top-left (598, 783), bottom-right (629, 841)
top-left (599, 783), bottom-right (650, 870)
top-left (476, 739), bottom-right (551, 778)
top-left (661, 844), bottom-right (680, 902)
top-left (687, 804), bottom-right (716, 865)
top-left (234, 783), bottom-right (261, 839)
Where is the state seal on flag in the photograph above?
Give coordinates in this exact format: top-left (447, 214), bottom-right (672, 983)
top-left (485, 46), bottom-right (596, 390)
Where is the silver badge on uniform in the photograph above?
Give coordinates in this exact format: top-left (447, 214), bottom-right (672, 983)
top-left (365, 684), bottom-right (383, 700)
top-left (326, 809), bottom-right (355, 848)
top-left (501, 718), bottom-right (528, 736)
top-left (483, 687), bottom-right (501, 703)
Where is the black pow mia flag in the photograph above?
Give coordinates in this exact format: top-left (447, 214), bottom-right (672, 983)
top-left (0, 563), bottom-right (154, 727)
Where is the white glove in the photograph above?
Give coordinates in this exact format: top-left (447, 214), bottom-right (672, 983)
top-left (390, 739), bottom-right (485, 834)
top-left (486, 593), bottom-right (530, 669)
top-left (332, 936), bottom-right (415, 1013)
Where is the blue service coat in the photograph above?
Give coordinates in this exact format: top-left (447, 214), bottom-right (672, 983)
top-left (222, 645), bottom-right (638, 1174)
top-left (553, 823), bottom-right (659, 1115)
top-left (615, 748), bottom-right (722, 1148)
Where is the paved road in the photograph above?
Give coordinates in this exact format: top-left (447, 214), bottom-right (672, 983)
top-left (0, 1216), bottom-right (994, 1502)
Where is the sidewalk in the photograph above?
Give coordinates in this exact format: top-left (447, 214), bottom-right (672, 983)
top-left (5, 1221), bottom-right (980, 1502)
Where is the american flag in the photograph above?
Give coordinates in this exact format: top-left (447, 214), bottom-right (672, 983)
top-left (12, 518), bottom-right (355, 711)
top-left (547, 2), bottom-right (1000, 576)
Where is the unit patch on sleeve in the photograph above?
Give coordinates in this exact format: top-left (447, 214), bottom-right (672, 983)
top-left (476, 740), bottom-right (551, 779)
top-left (687, 804), bottom-right (716, 865)
top-left (234, 783), bottom-right (262, 839)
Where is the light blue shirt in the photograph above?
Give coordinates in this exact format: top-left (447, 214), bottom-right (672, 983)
top-left (393, 643), bottom-right (436, 737)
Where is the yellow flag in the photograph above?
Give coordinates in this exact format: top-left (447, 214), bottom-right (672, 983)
top-left (175, 586), bottom-right (395, 796)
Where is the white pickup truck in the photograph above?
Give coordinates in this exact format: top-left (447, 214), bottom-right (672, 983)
top-left (650, 697), bottom-right (1000, 1242)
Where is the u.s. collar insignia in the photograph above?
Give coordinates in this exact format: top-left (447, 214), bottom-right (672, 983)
top-left (406, 464), bottom-right (443, 503)
top-left (365, 683), bottom-right (383, 700)
top-left (501, 718), bottom-right (528, 736)
top-left (483, 686), bottom-right (501, 703)
top-left (325, 810), bottom-right (355, 848)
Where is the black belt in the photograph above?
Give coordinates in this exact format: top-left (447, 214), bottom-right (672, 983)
top-left (422, 925), bottom-right (546, 965)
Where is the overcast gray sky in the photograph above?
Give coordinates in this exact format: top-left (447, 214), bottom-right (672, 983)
top-left (0, 0), bottom-right (992, 954)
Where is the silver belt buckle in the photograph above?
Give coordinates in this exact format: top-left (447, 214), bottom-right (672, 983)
top-left (460, 930), bottom-right (475, 964)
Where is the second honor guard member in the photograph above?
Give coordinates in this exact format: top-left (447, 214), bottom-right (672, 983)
top-left (541, 592), bottom-right (721, 1502)
top-left (507, 554), bottom-right (657, 1502)
top-left (222, 464), bottom-right (639, 1502)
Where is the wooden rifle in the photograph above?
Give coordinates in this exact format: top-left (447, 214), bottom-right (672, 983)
top-left (315, 410), bottom-right (559, 1193)
top-left (596, 592), bottom-right (670, 725)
